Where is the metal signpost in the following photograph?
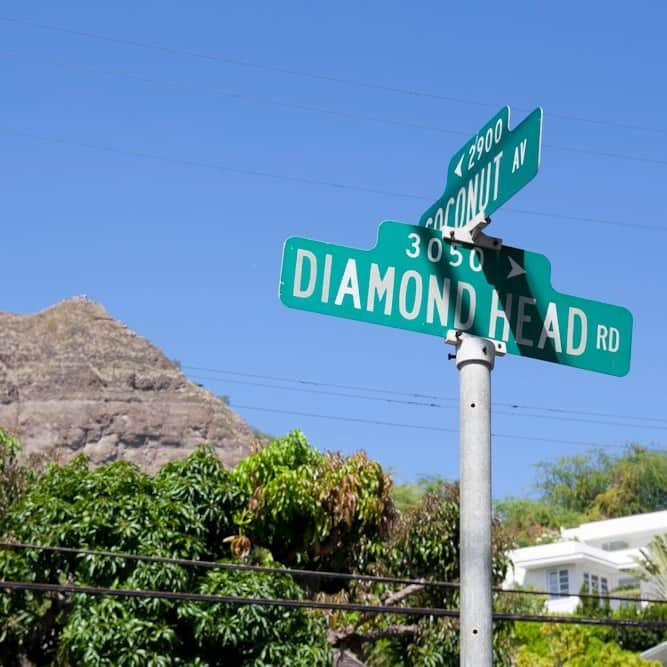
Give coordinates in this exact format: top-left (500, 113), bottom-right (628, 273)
top-left (279, 105), bottom-right (633, 666)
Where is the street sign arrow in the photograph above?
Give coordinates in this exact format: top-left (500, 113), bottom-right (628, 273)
top-left (507, 256), bottom-right (526, 279)
top-left (280, 221), bottom-right (632, 376)
top-left (419, 106), bottom-right (542, 230)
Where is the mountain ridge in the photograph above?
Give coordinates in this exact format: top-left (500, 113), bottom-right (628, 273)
top-left (0, 297), bottom-right (259, 471)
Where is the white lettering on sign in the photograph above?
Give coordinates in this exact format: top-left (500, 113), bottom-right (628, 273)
top-left (516, 296), bottom-right (536, 347)
top-left (294, 249), bottom-right (317, 298)
top-left (398, 271), bottom-right (423, 320)
top-left (485, 294), bottom-right (589, 357)
top-left (596, 324), bottom-right (620, 352)
top-left (426, 275), bottom-right (451, 325)
top-left (454, 282), bottom-right (476, 329)
top-left (488, 290), bottom-right (512, 342)
top-left (424, 151), bottom-right (503, 230)
top-left (334, 259), bottom-right (361, 309)
top-left (290, 249), bottom-right (597, 360)
top-left (466, 117), bottom-right (504, 172)
top-left (403, 235), bottom-right (485, 271)
top-left (512, 139), bottom-right (528, 173)
top-left (321, 254), bottom-right (333, 303)
top-left (566, 308), bottom-right (587, 356)
top-left (538, 302), bottom-right (562, 352)
top-left (367, 263), bottom-right (395, 315)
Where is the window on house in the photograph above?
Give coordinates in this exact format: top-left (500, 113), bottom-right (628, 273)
top-left (591, 574), bottom-right (599, 593)
top-left (618, 577), bottom-right (639, 590)
top-left (582, 572), bottom-right (609, 598)
top-left (602, 540), bottom-right (629, 551)
top-left (547, 569), bottom-right (569, 597)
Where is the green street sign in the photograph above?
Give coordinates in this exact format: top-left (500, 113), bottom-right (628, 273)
top-left (419, 107), bottom-right (543, 230)
top-left (280, 221), bottom-right (632, 376)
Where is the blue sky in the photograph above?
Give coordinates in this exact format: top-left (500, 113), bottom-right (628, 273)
top-left (2, 2), bottom-right (666, 500)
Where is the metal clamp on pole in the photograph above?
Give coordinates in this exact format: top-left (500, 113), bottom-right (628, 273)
top-left (440, 211), bottom-right (502, 250)
top-left (446, 330), bottom-right (507, 356)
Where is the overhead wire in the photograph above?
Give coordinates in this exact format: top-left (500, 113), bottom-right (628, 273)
top-left (0, 50), bottom-right (664, 169)
top-left (182, 365), bottom-right (667, 426)
top-left (1, 15), bottom-right (665, 137)
top-left (231, 404), bottom-right (630, 450)
top-left (5, 579), bottom-right (667, 628)
top-left (189, 373), bottom-right (667, 433)
top-left (3, 126), bottom-right (665, 234)
top-left (4, 358), bottom-right (662, 449)
top-left (1, 541), bottom-right (664, 608)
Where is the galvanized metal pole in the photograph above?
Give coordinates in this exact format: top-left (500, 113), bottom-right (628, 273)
top-left (456, 334), bottom-right (495, 667)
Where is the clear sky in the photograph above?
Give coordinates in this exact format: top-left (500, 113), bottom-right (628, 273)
top-left (2, 2), bottom-right (666, 500)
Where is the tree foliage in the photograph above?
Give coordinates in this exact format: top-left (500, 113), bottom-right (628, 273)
top-left (0, 430), bottom-right (37, 534)
top-left (535, 445), bottom-right (667, 520)
top-left (637, 534), bottom-right (667, 601)
top-left (333, 481), bottom-right (513, 666)
top-left (494, 497), bottom-right (583, 547)
top-left (1, 432), bottom-right (368, 665)
top-left (231, 431), bottom-right (395, 573)
top-left (500, 445), bottom-right (667, 548)
top-left (511, 621), bottom-right (660, 666)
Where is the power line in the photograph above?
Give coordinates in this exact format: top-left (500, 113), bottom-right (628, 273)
top-left (2, 580), bottom-right (666, 629)
top-left (0, 540), bottom-right (456, 591)
top-left (0, 127), bottom-right (422, 201)
top-left (232, 404), bottom-right (630, 450)
top-left (2, 126), bottom-right (666, 233)
top-left (8, 359), bottom-right (660, 445)
top-left (8, 359), bottom-right (663, 446)
top-left (1, 15), bottom-right (665, 137)
top-left (1, 51), bottom-right (665, 170)
top-left (183, 365), bottom-right (667, 426)
top-left (1, 541), bottom-right (664, 608)
top-left (190, 373), bottom-right (667, 433)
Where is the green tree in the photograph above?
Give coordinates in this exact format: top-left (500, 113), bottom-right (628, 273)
top-left (333, 482), bottom-right (513, 666)
top-left (495, 497), bottom-right (584, 547)
top-left (591, 446), bottom-right (667, 518)
top-left (534, 450), bottom-right (613, 516)
top-left (0, 429), bottom-right (36, 533)
top-left (391, 476), bottom-right (446, 515)
top-left (605, 603), bottom-right (667, 654)
top-left (512, 622), bottom-right (659, 666)
top-left (0, 439), bottom-right (336, 665)
top-left (503, 445), bottom-right (667, 548)
top-left (231, 430), bottom-right (395, 574)
top-left (637, 534), bottom-right (667, 601)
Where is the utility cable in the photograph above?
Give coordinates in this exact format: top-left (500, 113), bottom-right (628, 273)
top-left (182, 365), bottom-right (667, 425)
top-left (232, 404), bottom-right (630, 450)
top-left (1, 541), bottom-right (662, 607)
top-left (189, 374), bottom-right (667, 433)
top-left (0, 51), bottom-right (664, 169)
top-left (2, 126), bottom-right (666, 233)
top-left (1, 15), bottom-right (665, 137)
top-left (2, 579), bottom-right (667, 628)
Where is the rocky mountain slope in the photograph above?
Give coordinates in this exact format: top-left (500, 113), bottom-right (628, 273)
top-left (0, 297), bottom-right (259, 471)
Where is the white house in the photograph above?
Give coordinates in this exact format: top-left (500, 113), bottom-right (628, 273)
top-left (505, 510), bottom-right (667, 613)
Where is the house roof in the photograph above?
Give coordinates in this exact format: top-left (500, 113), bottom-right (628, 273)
top-left (508, 539), bottom-right (638, 572)
top-left (641, 640), bottom-right (667, 665)
top-left (561, 510), bottom-right (667, 543)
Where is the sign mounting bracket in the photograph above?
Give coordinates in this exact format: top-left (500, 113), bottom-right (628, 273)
top-left (440, 211), bottom-right (502, 250)
top-left (445, 330), bottom-right (507, 356)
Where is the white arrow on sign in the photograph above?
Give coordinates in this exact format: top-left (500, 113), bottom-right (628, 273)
top-left (454, 153), bottom-right (464, 178)
top-left (507, 256), bottom-right (526, 279)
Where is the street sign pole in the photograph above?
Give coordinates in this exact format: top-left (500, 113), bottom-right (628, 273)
top-left (453, 333), bottom-right (496, 667)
